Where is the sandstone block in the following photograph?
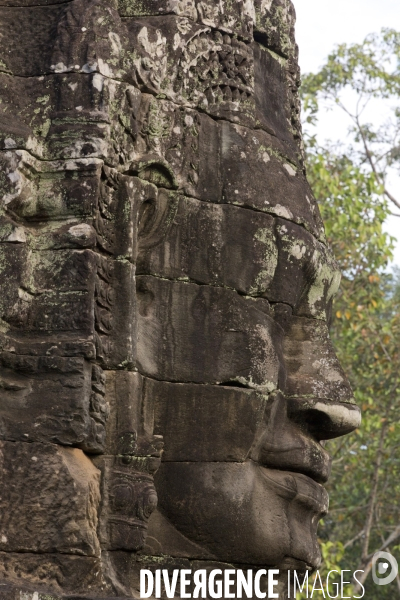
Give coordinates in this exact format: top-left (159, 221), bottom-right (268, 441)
top-left (0, 553), bottom-right (108, 596)
top-left (137, 194), bottom-right (277, 296)
top-left (0, 441), bottom-right (101, 556)
top-left (148, 378), bottom-right (267, 462)
top-left (136, 275), bottom-right (282, 390)
top-left (0, 354), bottom-right (98, 448)
top-left (0, 4), bottom-right (66, 76)
top-left (219, 121), bottom-right (324, 239)
top-left (119, 0), bottom-right (253, 42)
top-left (268, 218), bottom-right (339, 320)
top-left (254, 43), bottom-right (295, 145)
top-left (104, 370), bottom-right (160, 456)
top-left (254, 0), bottom-right (296, 60)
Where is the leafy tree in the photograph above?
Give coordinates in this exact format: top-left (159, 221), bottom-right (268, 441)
top-left (302, 28), bottom-right (400, 214)
top-left (298, 29), bottom-right (400, 598)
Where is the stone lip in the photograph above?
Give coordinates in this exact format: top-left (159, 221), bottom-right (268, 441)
top-left (259, 467), bottom-right (329, 514)
top-left (258, 437), bottom-right (332, 484)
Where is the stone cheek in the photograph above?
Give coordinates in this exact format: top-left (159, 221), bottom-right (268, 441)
top-left (150, 379), bottom-right (268, 462)
top-left (136, 275), bottom-right (283, 391)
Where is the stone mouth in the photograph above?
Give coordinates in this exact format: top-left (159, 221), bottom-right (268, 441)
top-left (259, 467), bottom-right (329, 514)
top-left (258, 440), bottom-right (332, 484)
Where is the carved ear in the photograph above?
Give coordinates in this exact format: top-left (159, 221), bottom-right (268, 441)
top-left (137, 187), bottom-right (179, 250)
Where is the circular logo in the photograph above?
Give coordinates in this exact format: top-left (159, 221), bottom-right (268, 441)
top-left (372, 551), bottom-right (398, 586)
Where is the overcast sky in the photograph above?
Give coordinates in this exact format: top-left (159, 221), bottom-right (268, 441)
top-left (294, 0), bottom-right (400, 267)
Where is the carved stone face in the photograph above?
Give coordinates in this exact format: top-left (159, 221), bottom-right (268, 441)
top-left (0, 0), bottom-right (360, 593)
top-left (142, 188), bottom-right (361, 569)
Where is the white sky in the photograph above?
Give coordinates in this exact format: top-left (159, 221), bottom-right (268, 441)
top-left (294, 0), bottom-right (400, 267)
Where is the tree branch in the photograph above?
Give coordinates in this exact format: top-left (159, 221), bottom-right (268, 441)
top-left (368, 525), bottom-right (400, 558)
top-left (361, 423), bottom-right (387, 562)
top-left (344, 529), bottom-right (365, 549)
top-left (355, 114), bottom-right (400, 210)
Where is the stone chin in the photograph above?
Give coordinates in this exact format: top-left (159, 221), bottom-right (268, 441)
top-left (154, 460), bottom-right (328, 570)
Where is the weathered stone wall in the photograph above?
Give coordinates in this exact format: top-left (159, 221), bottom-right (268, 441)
top-left (0, 1), bottom-right (360, 598)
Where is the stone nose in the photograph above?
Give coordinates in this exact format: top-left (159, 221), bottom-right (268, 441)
top-left (286, 397), bottom-right (361, 441)
top-left (250, 392), bottom-right (333, 483)
top-left (282, 315), bottom-right (355, 407)
top-left (282, 313), bottom-right (361, 440)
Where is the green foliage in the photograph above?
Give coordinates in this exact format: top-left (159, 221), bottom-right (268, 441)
top-left (299, 29), bottom-right (400, 599)
top-left (306, 149), bottom-right (390, 276)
